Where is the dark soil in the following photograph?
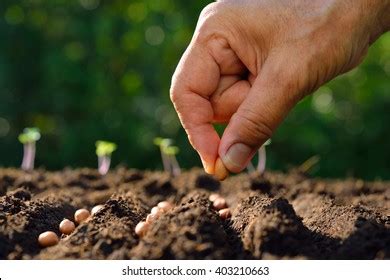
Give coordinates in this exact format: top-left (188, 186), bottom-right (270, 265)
top-left (0, 167), bottom-right (388, 259)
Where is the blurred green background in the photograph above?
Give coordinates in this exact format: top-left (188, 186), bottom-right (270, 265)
top-left (0, 0), bottom-right (389, 180)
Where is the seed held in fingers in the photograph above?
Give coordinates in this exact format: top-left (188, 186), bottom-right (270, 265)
top-left (59, 219), bottom-right (75, 235)
top-left (91, 204), bottom-right (104, 216)
top-left (219, 208), bottom-right (231, 220)
top-left (135, 221), bottom-right (149, 237)
top-left (74, 209), bottom-right (90, 224)
top-left (38, 231), bottom-right (59, 247)
top-left (209, 193), bottom-right (220, 202)
top-left (213, 197), bottom-right (227, 210)
top-left (157, 201), bottom-right (173, 212)
top-left (214, 157), bottom-right (229, 181)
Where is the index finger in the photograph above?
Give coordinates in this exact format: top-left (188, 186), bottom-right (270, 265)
top-left (170, 40), bottom-right (221, 174)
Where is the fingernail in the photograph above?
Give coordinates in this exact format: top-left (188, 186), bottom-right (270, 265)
top-left (201, 158), bottom-right (213, 174)
top-left (223, 143), bottom-right (252, 172)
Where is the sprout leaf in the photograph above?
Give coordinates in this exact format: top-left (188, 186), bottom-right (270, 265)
top-left (18, 127), bottom-right (41, 144)
top-left (96, 140), bottom-right (117, 156)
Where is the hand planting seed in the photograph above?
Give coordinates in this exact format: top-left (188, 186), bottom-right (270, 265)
top-left (213, 197), bottom-right (227, 210)
top-left (38, 231), bottom-right (59, 247)
top-left (135, 221), bottom-right (149, 237)
top-left (154, 137), bottom-right (181, 177)
top-left (91, 204), bottom-right (104, 216)
top-left (18, 127), bottom-right (41, 171)
top-left (95, 140), bottom-right (117, 175)
top-left (74, 209), bottom-right (90, 224)
top-left (218, 208), bottom-right (231, 220)
top-left (59, 219), bottom-right (75, 235)
top-left (157, 201), bottom-right (173, 212)
top-left (214, 157), bottom-right (229, 181)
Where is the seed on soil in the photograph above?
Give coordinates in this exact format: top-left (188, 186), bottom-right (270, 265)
top-left (150, 206), bottom-right (162, 215)
top-left (59, 219), bottom-right (75, 235)
top-left (91, 204), bottom-right (104, 216)
top-left (214, 157), bottom-right (229, 181)
top-left (209, 193), bottom-right (220, 202)
top-left (146, 213), bottom-right (160, 224)
top-left (218, 208), bottom-right (231, 220)
top-left (38, 231), bottom-right (59, 247)
top-left (74, 209), bottom-right (90, 224)
top-left (135, 221), bottom-right (149, 237)
top-left (157, 201), bottom-right (173, 212)
top-left (213, 197), bottom-right (227, 210)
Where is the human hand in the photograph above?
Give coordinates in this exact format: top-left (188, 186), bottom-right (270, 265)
top-left (170, 0), bottom-right (390, 174)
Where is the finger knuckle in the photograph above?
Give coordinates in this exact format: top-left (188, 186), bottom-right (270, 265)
top-left (232, 109), bottom-right (273, 147)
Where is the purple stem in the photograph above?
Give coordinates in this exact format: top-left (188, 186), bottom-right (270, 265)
top-left (160, 148), bottom-right (170, 173)
top-left (98, 155), bottom-right (111, 175)
top-left (169, 154), bottom-right (181, 177)
top-left (21, 142), bottom-right (36, 171)
top-left (257, 146), bottom-right (266, 174)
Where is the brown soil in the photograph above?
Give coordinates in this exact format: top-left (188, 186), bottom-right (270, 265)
top-left (0, 167), bottom-right (388, 260)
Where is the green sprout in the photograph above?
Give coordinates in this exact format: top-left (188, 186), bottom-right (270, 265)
top-left (154, 137), bottom-right (181, 177)
top-left (95, 140), bottom-right (117, 175)
top-left (18, 127), bottom-right (41, 171)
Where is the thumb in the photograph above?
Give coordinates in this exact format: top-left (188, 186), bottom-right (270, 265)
top-left (218, 58), bottom-right (301, 173)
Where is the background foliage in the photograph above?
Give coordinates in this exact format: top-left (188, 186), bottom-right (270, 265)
top-left (0, 0), bottom-right (389, 180)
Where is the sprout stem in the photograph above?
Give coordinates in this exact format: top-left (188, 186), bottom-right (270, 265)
top-left (21, 142), bottom-right (36, 171)
top-left (257, 145), bottom-right (267, 174)
top-left (98, 155), bottom-right (111, 176)
top-left (160, 148), bottom-right (171, 173)
top-left (169, 154), bottom-right (181, 177)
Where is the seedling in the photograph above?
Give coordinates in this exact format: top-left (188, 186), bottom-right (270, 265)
top-left (153, 137), bottom-right (181, 177)
top-left (95, 141), bottom-right (117, 175)
top-left (247, 139), bottom-right (271, 174)
top-left (18, 127), bottom-right (41, 171)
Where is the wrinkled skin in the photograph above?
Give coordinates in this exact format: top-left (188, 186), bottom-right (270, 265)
top-left (170, 0), bottom-right (389, 174)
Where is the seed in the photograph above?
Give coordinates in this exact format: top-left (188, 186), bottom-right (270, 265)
top-left (74, 209), bottom-right (90, 224)
top-left (150, 206), bottom-right (162, 215)
top-left (209, 193), bottom-right (220, 202)
top-left (38, 231), bottom-right (59, 247)
top-left (157, 201), bottom-right (173, 212)
top-left (59, 219), bottom-right (75, 235)
top-left (91, 204), bottom-right (104, 216)
top-left (146, 212), bottom-right (160, 224)
top-left (214, 157), bottom-right (229, 181)
top-left (219, 208), bottom-right (231, 220)
top-left (135, 221), bottom-right (149, 237)
top-left (213, 197), bottom-right (227, 210)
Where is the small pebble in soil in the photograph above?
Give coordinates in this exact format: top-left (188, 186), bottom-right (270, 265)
top-left (91, 204), bottom-right (104, 216)
top-left (209, 193), bottom-right (220, 202)
top-left (213, 197), bottom-right (227, 210)
top-left (135, 221), bottom-right (149, 237)
top-left (74, 209), bottom-right (90, 224)
top-left (218, 208), bottom-right (231, 220)
top-left (214, 157), bottom-right (229, 181)
top-left (38, 231), bottom-right (59, 247)
top-left (59, 219), bottom-right (75, 235)
top-left (157, 201), bottom-right (173, 212)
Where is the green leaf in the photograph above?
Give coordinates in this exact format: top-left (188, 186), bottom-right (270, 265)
top-left (96, 140), bottom-right (117, 156)
top-left (18, 127), bottom-right (41, 144)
